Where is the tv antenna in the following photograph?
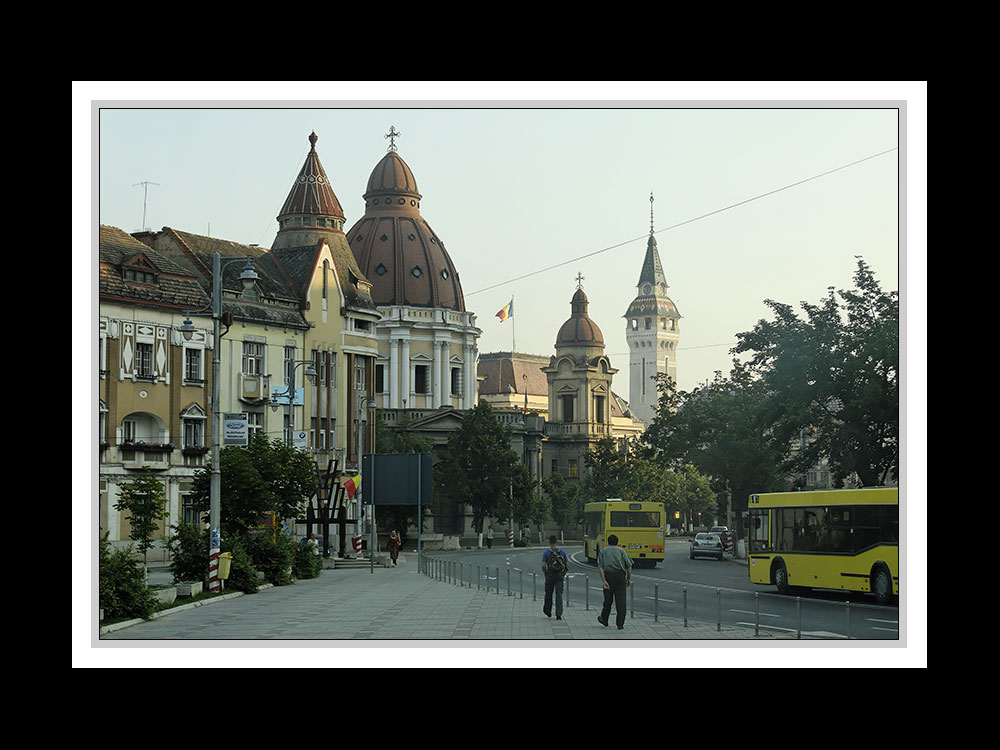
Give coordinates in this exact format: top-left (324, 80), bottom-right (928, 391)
top-left (132, 180), bottom-right (160, 231)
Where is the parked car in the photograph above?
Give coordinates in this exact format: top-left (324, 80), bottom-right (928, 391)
top-left (710, 525), bottom-right (734, 551)
top-left (690, 532), bottom-right (724, 560)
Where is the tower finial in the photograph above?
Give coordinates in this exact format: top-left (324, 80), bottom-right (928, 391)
top-left (575, 271), bottom-right (585, 290)
top-left (309, 131), bottom-right (318, 151)
top-left (385, 125), bottom-right (401, 153)
top-left (650, 191), bottom-right (654, 234)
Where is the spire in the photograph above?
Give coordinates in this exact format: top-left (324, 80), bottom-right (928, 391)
top-left (277, 131), bottom-right (345, 222)
top-left (638, 193), bottom-right (666, 289)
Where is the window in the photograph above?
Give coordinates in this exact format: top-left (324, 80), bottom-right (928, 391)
top-left (185, 347), bottom-right (203, 382)
top-left (551, 459), bottom-right (559, 476)
top-left (594, 395), bottom-right (605, 423)
top-left (243, 342), bottom-right (265, 375)
top-left (122, 418), bottom-right (137, 444)
top-left (135, 342), bottom-right (154, 378)
top-left (246, 411), bottom-right (263, 438)
top-left (284, 346), bottom-right (296, 386)
top-left (451, 367), bottom-right (461, 396)
top-left (183, 419), bottom-right (203, 448)
top-left (414, 365), bottom-right (430, 394)
top-left (561, 394), bottom-right (574, 423)
top-left (568, 459), bottom-right (579, 478)
top-left (375, 364), bottom-right (385, 394)
top-left (181, 493), bottom-right (201, 527)
top-left (645, 318), bottom-right (651, 329)
top-left (609, 511), bottom-right (661, 528)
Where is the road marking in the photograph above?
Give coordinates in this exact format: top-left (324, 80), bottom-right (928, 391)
top-left (645, 595), bottom-right (677, 603)
top-left (871, 626), bottom-right (899, 633)
top-left (866, 617), bottom-right (899, 624)
top-left (730, 609), bottom-right (781, 618)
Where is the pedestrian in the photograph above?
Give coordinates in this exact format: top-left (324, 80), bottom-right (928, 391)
top-left (306, 533), bottom-right (320, 555)
top-left (486, 526), bottom-right (493, 550)
top-left (388, 530), bottom-right (401, 566)
top-left (596, 534), bottom-right (633, 630)
top-left (541, 535), bottom-right (569, 620)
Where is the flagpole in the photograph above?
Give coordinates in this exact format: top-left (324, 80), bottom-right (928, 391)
top-left (512, 294), bottom-right (516, 353)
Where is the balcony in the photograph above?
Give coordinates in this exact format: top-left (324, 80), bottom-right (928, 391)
top-left (239, 373), bottom-right (270, 403)
top-left (118, 441), bottom-right (175, 470)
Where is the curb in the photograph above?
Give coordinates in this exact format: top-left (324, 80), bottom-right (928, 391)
top-left (99, 583), bottom-right (274, 635)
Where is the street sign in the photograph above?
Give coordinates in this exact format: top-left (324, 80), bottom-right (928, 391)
top-left (223, 413), bottom-right (248, 446)
top-left (293, 430), bottom-right (308, 450)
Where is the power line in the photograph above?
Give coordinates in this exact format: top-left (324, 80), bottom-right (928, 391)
top-left (465, 147), bottom-right (898, 298)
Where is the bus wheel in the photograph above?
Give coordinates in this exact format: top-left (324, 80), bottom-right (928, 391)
top-left (773, 560), bottom-right (791, 595)
top-left (872, 566), bottom-right (893, 605)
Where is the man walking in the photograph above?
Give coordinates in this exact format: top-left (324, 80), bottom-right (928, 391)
top-left (597, 534), bottom-right (633, 629)
top-left (541, 535), bottom-right (569, 620)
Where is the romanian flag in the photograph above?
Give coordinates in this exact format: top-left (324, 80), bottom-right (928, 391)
top-left (344, 474), bottom-right (362, 500)
top-left (496, 298), bottom-right (513, 322)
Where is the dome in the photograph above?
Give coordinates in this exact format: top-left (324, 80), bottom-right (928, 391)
top-left (556, 288), bottom-right (604, 348)
top-left (346, 149), bottom-right (465, 310)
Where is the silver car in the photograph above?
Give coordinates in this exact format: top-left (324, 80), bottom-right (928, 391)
top-left (690, 532), bottom-right (724, 560)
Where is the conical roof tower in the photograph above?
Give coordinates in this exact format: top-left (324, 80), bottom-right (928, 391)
top-left (272, 131), bottom-right (347, 250)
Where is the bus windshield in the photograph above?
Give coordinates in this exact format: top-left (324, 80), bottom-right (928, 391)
top-left (609, 511), bottom-right (661, 528)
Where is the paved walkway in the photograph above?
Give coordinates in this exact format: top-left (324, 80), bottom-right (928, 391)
top-left (100, 554), bottom-right (787, 641)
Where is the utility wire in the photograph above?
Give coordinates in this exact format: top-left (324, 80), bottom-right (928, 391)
top-left (465, 147), bottom-right (898, 298)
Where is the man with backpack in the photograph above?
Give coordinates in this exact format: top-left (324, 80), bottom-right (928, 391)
top-left (541, 535), bottom-right (569, 620)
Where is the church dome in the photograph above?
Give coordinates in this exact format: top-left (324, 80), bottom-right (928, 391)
top-left (346, 147), bottom-right (465, 311)
top-left (556, 287), bottom-right (604, 348)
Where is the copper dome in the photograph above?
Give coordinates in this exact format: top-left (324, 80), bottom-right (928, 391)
top-left (556, 288), bottom-right (604, 348)
top-left (346, 150), bottom-right (465, 310)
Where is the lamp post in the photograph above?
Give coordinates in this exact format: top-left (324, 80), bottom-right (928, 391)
top-left (179, 252), bottom-right (258, 593)
top-left (271, 360), bottom-right (317, 446)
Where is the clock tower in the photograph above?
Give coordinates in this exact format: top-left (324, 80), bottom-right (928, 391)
top-left (625, 194), bottom-right (681, 426)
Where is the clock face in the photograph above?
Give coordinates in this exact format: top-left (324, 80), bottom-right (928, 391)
top-left (643, 284), bottom-right (651, 295)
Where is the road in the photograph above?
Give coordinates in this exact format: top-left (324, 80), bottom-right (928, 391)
top-left (429, 539), bottom-right (900, 640)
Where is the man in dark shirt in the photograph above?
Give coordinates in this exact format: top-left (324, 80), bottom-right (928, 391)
top-left (541, 535), bottom-right (569, 620)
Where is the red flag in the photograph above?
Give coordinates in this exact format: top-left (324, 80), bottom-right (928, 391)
top-left (344, 474), bottom-right (361, 499)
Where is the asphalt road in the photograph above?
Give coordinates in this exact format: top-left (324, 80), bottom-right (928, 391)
top-left (431, 539), bottom-right (900, 640)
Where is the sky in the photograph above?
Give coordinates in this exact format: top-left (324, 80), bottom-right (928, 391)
top-left (76, 82), bottom-right (926, 668)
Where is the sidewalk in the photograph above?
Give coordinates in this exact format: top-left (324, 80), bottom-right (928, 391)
top-left (100, 553), bottom-right (786, 641)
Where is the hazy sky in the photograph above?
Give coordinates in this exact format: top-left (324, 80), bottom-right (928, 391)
top-left (92, 88), bottom-right (905, 399)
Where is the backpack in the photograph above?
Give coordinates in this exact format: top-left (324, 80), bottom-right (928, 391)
top-left (547, 548), bottom-right (566, 577)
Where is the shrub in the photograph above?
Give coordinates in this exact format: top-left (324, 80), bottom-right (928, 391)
top-left (221, 538), bottom-right (258, 594)
top-left (166, 522), bottom-right (209, 584)
top-left (99, 533), bottom-right (158, 621)
top-left (292, 542), bottom-right (323, 579)
top-left (241, 529), bottom-right (295, 586)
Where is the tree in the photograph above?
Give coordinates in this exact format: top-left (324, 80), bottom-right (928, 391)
top-left (190, 432), bottom-right (319, 539)
top-left (114, 467), bottom-right (169, 578)
top-left (435, 401), bottom-right (521, 535)
top-left (541, 472), bottom-right (581, 532)
top-left (733, 257), bottom-right (898, 487)
top-left (644, 365), bottom-right (788, 535)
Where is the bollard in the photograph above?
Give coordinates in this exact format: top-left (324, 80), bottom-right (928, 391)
top-left (654, 583), bottom-right (659, 622)
top-left (586, 576), bottom-right (590, 611)
top-left (630, 582), bottom-right (634, 619)
top-left (717, 588), bottom-right (721, 632)
top-left (796, 597), bottom-right (801, 639)
top-left (683, 586), bottom-right (688, 627)
top-left (754, 592), bottom-right (759, 637)
top-left (846, 600), bottom-right (852, 640)
top-left (566, 576), bottom-right (570, 608)
top-left (496, 568), bottom-right (500, 595)
top-left (460, 562), bottom-right (464, 587)
top-left (477, 564), bottom-right (481, 590)
top-left (520, 570), bottom-right (523, 599)
top-left (507, 567), bottom-right (511, 596)
top-left (533, 571), bottom-right (537, 601)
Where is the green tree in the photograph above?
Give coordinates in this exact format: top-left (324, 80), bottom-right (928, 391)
top-left (644, 366), bottom-right (788, 535)
top-left (733, 257), bottom-right (899, 487)
top-left (541, 472), bottom-right (581, 532)
top-left (114, 467), bottom-right (169, 577)
top-left (190, 432), bottom-right (319, 539)
top-left (436, 401), bottom-right (521, 534)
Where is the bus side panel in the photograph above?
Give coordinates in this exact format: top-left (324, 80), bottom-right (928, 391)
top-left (783, 546), bottom-right (899, 594)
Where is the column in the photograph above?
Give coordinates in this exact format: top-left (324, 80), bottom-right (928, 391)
top-left (441, 340), bottom-right (451, 407)
top-left (389, 337), bottom-right (399, 409)
top-left (432, 339), bottom-right (442, 409)
top-left (400, 337), bottom-right (410, 409)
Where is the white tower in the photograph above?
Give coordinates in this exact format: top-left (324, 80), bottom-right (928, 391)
top-left (625, 194), bottom-right (680, 426)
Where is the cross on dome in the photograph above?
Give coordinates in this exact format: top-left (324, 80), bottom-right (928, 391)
top-left (385, 125), bottom-right (401, 152)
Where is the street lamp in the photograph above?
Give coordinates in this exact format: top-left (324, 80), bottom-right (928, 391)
top-left (179, 252), bottom-right (258, 593)
top-left (270, 360), bottom-right (318, 445)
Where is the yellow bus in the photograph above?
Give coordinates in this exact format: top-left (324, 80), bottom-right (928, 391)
top-left (746, 487), bottom-right (898, 604)
top-left (582, 499), bottom-right (665, 568)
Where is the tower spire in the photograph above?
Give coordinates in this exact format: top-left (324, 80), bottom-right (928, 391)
top-left (650, 191), bottom-right (654, 235)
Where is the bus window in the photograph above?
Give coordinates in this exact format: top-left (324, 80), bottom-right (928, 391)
top-left (609, 511), bottom-right (661, 527)
top-left (748, 510), bottom-right (769, 553)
